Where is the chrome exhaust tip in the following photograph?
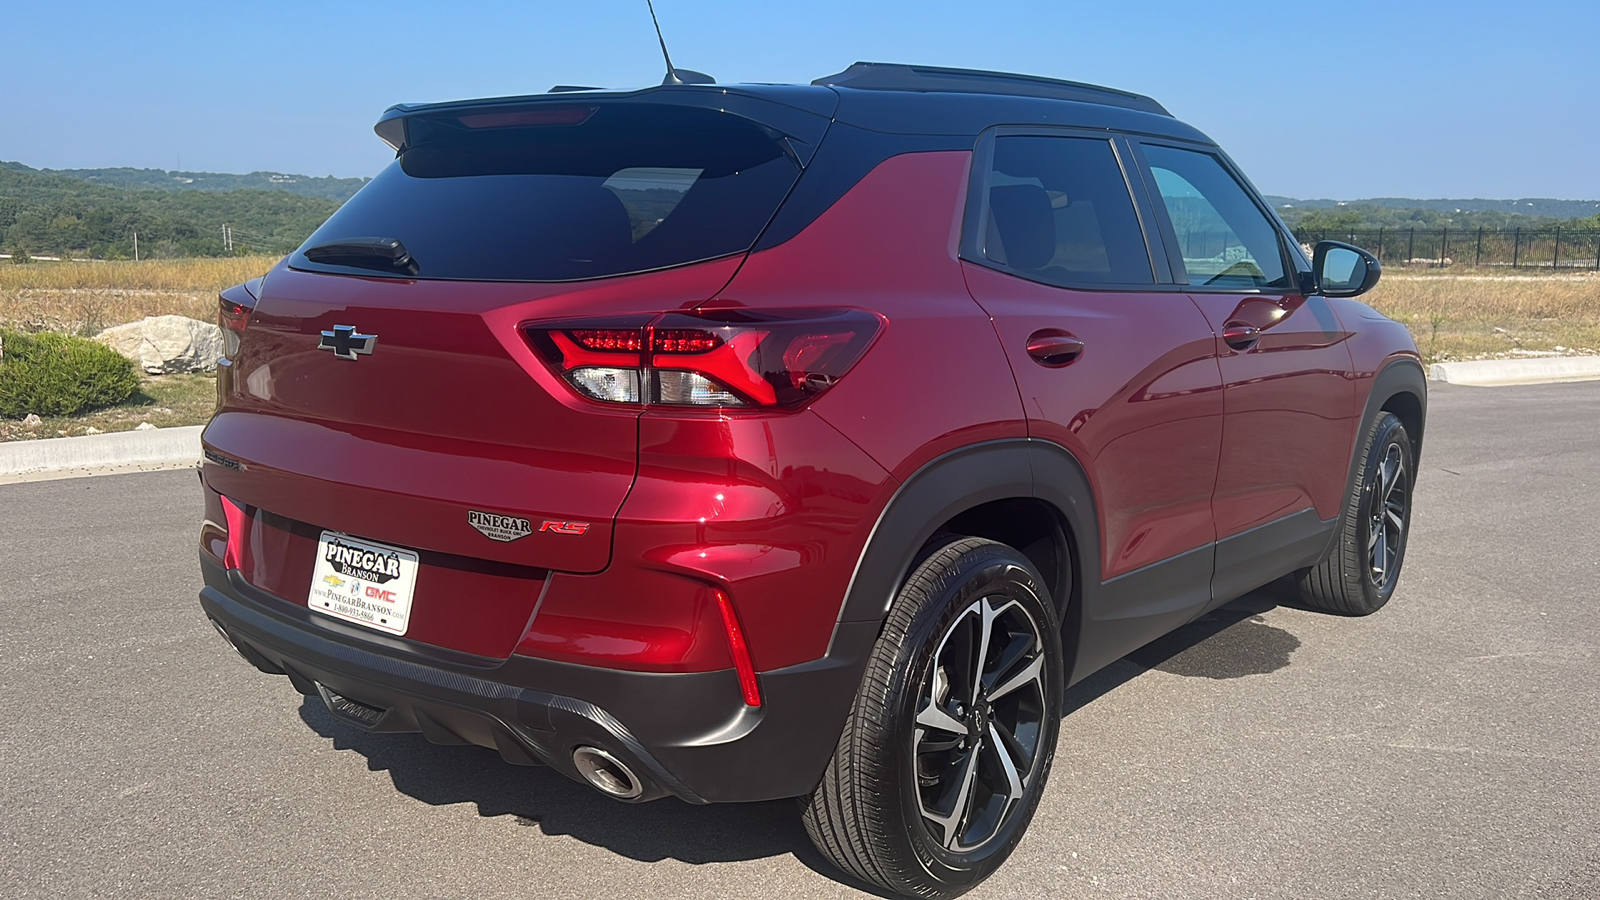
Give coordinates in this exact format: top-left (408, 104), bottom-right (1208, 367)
top-left (572, 746), bottom-right (645, 801)
top-left (208, 617), bottom-right (248, 662)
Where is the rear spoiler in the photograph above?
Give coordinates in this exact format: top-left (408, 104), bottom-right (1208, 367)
top-left (373, 84), bottom-right (838, 165)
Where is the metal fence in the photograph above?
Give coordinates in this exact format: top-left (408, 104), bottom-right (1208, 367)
top-left (1291, 227), bottom-right (1600, 270)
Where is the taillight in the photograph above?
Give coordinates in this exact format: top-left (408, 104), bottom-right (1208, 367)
top-left (217, 280), bottom-right (259, 359)
top-left (525, 308), bottom-right (882, 410)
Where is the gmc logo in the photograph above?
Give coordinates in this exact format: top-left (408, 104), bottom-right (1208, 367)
top-left (540, 520), bottom-right (591, 535)
top-left (364, 586), bottom-right (397, 602)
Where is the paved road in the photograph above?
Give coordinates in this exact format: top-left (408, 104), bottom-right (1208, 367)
top-left (2, 382), bottom-right (1598, 900)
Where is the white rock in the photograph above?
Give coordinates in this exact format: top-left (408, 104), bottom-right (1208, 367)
top-left (135, 422), bottom-right (157, 431)
top-left (96, 316), bottom-right (224, 375)
top-left (22, 413), bottom-right (42, 428)
top-left (83, 426), bottom-right (102, 435)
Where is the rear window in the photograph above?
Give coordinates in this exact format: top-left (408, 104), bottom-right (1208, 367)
top-left (291, 104), bottom-right (801, 282)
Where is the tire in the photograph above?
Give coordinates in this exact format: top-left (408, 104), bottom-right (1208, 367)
top-left (1292, 411), bottom-right (1415, 616)
top-left (801, 537), bottom-right (1064, 898)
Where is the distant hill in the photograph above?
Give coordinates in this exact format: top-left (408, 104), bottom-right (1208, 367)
top-left (1266, 196), bottom-right (1600, 220)
top-left (0, 161), bottom-right (368, 203)
top-left (1266, 196), bottom-right (1600, 232)
top-left (0, 162), bottom-right (343, 259)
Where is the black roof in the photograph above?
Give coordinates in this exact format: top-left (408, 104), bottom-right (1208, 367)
top-left (374, 64), bottom-right (1202, 150)
top-left (813, 62), bottom-right (1170, 116)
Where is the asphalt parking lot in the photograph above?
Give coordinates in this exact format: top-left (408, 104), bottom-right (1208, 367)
top-left (2, 381), bottom-right (1597, 900)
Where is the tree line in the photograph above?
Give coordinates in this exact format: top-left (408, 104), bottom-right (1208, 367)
top-left (1, 165), bottom-right (343, 260)
top-left (7, 157), bottom-right (1599, 261)
top-left (1275, 202), bottom-right (1600, 233)
top-left (31, 165), bottom-right (368, 203)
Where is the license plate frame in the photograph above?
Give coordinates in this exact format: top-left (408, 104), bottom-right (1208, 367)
top-left (307, 531), bottom-right (420, 636)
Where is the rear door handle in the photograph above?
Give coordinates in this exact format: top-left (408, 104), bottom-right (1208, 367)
top-left (1222, 323), bottom-right (1261, 351)
top-left (1026, 330), bottom-right (1086, 367)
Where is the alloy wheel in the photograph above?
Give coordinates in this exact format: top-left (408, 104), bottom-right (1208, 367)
top-left (1367, 441), bottom-right (1409, 590)
top-left (913, 594), bottom-right (1048, 852)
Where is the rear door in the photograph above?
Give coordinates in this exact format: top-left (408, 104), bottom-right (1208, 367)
top-left (959, 129), bottom-right (1225, 665)
top-left (1131, 140), bottom-right (1357, 600)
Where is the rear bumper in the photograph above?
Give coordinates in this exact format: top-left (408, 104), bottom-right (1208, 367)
top-left (199, 554), bottom-right (876, 804)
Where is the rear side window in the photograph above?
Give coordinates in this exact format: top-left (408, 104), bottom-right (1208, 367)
top-left (291, 105), bottom-right (800, 282)
top-left (1140, 144), bottom-right (1290, 290)
top-left (982, 136), bottom-right (1153, 287)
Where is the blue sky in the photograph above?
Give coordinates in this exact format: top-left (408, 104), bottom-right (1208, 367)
top-left (5, 0), bottom-right (1597, 199)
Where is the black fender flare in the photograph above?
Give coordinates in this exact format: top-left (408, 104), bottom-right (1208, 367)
top-left (1345, 356), bottom-right (1428, 493)
top-left (833, 438), bottom-right (1102, 630)
top-left (1314, 356), bottom-right (1426, 567)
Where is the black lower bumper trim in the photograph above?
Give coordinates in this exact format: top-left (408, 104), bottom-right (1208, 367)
top-left (199, 555), bottom-right (878, 804)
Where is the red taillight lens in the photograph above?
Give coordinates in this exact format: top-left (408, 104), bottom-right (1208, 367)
top-left (217, 281), bottom-right (258, 359)
top-left (219, 300), bottom-right (251, 330)
top-left (569, 329), bottom-right (645, 352)
top-left (651, 329), bottom-right (723, 354)
top-left (525, 308), bottom-right (882, 410)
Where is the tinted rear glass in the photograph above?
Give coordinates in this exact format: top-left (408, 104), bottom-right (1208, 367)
top-left (984, 136), bottom-right (1152, 286)
top-left (290, 104), bottom-right (800, 282)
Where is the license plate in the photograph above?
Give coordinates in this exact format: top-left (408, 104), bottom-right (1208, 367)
top-left (307, 531), bottom-right (420, 636)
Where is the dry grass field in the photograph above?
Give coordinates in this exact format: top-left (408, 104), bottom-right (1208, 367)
top-left (1365, 269), bottom-right (1600, 362)
top-left (0, 258), bottom-right (275, 440)
top-left (2, 255), bottom-right (1597, 362)
top-left (0, 256), bottom-right (278, 335)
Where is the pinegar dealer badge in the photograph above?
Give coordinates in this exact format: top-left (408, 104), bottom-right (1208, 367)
top-left (468, 510), bottom-right (534, 543)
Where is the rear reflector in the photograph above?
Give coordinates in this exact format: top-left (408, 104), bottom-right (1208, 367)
top-left (714, 590), bottom-right (762, 707)
top-left (220, 496), bottom-right (248, 570)
top-left (525, 308), bottom-right (882, 410)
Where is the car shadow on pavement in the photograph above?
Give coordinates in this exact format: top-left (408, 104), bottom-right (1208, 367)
top-left (296, 698), bottom-right (890, 893)
top-left (294, 586), bottom-right (1301, 893)
top-left (1063, 589), bottom-right (1301, 716)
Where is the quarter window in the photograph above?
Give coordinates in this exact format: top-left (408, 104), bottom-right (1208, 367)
top-left (1141, 145), bottom-right (1290, 290)
top-left (982, 136), bottom-right (1152, 287)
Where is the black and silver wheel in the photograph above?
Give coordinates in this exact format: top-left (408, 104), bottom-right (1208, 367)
top-left (802, 537), bottom-right (1063, 898)
top-left (1293, 411), bottom-right (1414, 615)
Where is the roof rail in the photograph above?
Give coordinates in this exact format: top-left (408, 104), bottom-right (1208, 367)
top-left (812, 62), bottom-right (1170, 116)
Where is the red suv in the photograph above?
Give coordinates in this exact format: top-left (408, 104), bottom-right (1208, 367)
top-left (198, 63), bottom-right (1424, 896)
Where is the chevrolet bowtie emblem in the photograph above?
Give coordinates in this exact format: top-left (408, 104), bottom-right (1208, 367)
top-left (318, 325), bottom-right (377, 360)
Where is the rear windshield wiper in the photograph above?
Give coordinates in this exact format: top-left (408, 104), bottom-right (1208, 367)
top-left (303, 236), bottom-right (419, 276)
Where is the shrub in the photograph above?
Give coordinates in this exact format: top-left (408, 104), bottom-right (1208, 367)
top-left (0, 328), bottom-right (141, 417)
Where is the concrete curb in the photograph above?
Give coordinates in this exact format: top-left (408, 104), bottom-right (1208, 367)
top-left (0, 425), bottom-right (203, 484)
top-left (3, 355), bottom-right (1595, 482)
top-left (1429, 357), bottom-right (1600, 387)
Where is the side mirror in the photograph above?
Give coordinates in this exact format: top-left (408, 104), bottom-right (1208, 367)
top-left (1312, 240), bottom-right (1381, 298)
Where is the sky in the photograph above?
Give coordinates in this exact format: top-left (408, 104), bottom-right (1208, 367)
top-left (4, 0), bottom-right (1598, 200)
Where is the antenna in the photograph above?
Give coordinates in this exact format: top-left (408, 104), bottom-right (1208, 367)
top-left (645, 0), bottom-right (714, 86)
